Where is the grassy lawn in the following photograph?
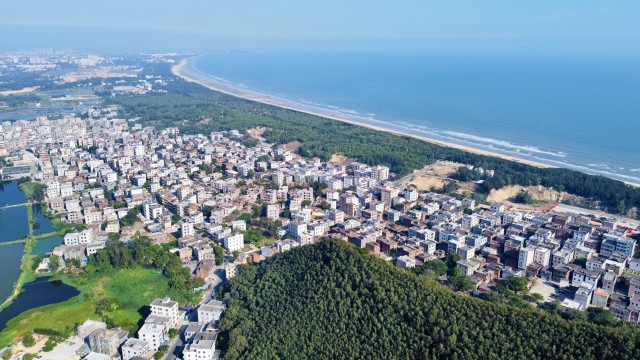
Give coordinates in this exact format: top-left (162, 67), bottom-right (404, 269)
top-left (95, 268), bottom-right (175, 332)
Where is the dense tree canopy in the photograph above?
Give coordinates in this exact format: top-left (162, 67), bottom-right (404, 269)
top-left (219, 240), bottom-right (640, 360)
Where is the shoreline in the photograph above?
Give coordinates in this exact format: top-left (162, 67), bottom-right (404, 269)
top-left (172, 57), bottom-right (640, 188)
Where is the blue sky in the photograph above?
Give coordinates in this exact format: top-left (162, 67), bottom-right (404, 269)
top-left (1, 0), bottom-right (639, 54)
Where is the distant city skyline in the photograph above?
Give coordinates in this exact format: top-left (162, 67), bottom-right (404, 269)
top-left (1, 0), bottom-right (639, 56)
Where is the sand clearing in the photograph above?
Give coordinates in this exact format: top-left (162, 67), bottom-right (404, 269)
top-left (280, 141), bottom-right (302, 151)
top-left (397, 161), bottom-right (464, 191)
top-left (247, 126), bottom-right (269, 138)
top-left (330, 154), bottom-right (356, 166)
top-left (486, 185), bottom-right (584, 211)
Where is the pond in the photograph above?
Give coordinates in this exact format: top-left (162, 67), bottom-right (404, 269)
top-left (0, 276), bottom-right (80, 331)
top-left (32, 235), bottom-right (64, 255)
top-left (32, 204), bottom-right (56, 236)
top-left (0, 181), bottom-right (27, 206)
top-left (0, 206), bottom-right (29, 243)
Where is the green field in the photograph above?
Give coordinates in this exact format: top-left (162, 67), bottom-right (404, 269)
top-left (0, 267), bottom-right (183, 347)
top-left (95, 268), bottom-right (184, 332)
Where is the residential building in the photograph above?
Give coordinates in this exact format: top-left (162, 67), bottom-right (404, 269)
top-left (150, 298), bottom-right (179, 328)
top-left (121, 338), bottom-right (150, 360)
top-left (198, 300), bottom-right (225, 324)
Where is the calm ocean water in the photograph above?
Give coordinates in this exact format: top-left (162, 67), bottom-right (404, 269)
top-left (192, 52), bottom-right (640, 183)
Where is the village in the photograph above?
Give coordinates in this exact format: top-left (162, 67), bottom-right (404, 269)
top-left (1, 102), bottom-right (640, 359)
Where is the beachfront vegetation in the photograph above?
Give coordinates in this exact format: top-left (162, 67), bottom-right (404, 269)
top-left (105, 63), bottom-right (640, 214)
top-left (218, 239), bottom-right (640, 360)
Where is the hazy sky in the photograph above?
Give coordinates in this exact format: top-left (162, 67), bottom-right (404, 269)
top-left (1, 0), bottom-right (639, 55)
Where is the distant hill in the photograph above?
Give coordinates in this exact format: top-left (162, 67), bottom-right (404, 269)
top-left (219, 239), bottom-right (640, 360)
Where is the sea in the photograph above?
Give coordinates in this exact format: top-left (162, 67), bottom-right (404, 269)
top-left (190, 51), bottom-right (640, 183)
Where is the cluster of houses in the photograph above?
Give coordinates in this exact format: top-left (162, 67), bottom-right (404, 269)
top-left (75, 298), bottom-right (178, 359)
top-left (327, 188), bottom-right (640, 322)
top-left (3, 101), bottom-right (640, 339)
top-left (70, 296), bottom-right (222, 360)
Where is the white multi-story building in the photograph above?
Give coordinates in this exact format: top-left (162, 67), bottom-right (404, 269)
top-left (272, 172), bottom-right (285, 186)
top-left (150, 298), bottom-right (179, 328)
top-left (59, 183), bottom-right (74, 197)
top-left (63, 229), bottom-right (94, 246)
top-left (181, 221), bottom-right (195, 238)
top-left (225, 263), bottom-right (237, 279)
top-left (324, 177), bottom-right (343, 191)
top-left (553, 250), bottom-right (574, 266)
top-left (518, 246), bottom-right (535, 270)
top-left (121, 338), bottom-right (150, 360)
top-left (197, 300), bottom-right (225, 324)
top-left (231, 220), bottom-right (246, 231)
top-left (289, 221), bottom-right (307, 238)
top-left (396, 255), bottom-right (416, 269)
top-left (461, 215), bottom-right (479, 229)
top-left (371, 165), bottom-right (389, 181)
top-left (143, 202), bottom-right (164, 220)
top-left (223, 233), bottom-right (244, 252)
top-left (465, 235), bottom-right (487, 249)
top-left (138, 323), bottom-right (165, 351)
top-left (266, 204), bottom-right (279, 220)
top-left (183, 334), bottom-right (217, 360)
top-left (402, 188), bottom-right (419, 202)
top-left (533, 247), bottom-right (551, 267)
top-left (46, 181), bottom-right (61, 199)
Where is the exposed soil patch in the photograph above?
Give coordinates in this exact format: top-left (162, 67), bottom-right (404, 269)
top-left (280, 141), bottom-right (303, 152)
top-left (399, 161), bottom-right (466, 191)
top-left (487, 185), bottom-right (584, 211)
top-left (247, 126), bottom-right (269, 139)
top-left (329, 153), bottom-right (356, 166)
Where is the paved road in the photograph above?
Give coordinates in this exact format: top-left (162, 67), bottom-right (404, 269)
top-left (164, 324), bottom-right (186, 360)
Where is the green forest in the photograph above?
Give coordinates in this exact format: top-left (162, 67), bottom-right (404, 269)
top-left (104, 63), bottom-right (640, 214)
top-left (218, 240), bottom-right (640, 360)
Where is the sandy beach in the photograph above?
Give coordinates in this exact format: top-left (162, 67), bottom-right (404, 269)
top-left (171, 57), bottom-right (640, 187)
top-left (0, 86), bottom-right (39, 96)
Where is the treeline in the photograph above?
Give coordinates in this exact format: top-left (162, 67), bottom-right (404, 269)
top-left (86, 235), bottom-right (203, 302)
top-left (218, 239), bottom-right (640, 360)
top-left (0, 93), bottom-right (41, 108)
top-left (104, 63), bottom-right (640, 212)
